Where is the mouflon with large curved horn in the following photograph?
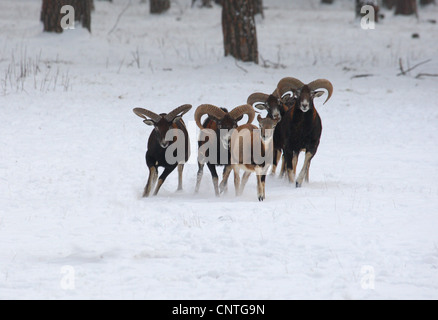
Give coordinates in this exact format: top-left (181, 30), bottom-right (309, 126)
top-left (275, 77), bottom-right (334, 188)
top-left (133, 104), bottom-right (192, 197)
top-left (194, 103), bottom-right (255, 197)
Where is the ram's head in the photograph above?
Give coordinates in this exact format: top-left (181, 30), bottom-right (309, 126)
top-left (133, 104), bottom-right (192, 148)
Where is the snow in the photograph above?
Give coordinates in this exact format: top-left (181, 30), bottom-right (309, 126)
top-left (1, 0), bottom-right (438, 300)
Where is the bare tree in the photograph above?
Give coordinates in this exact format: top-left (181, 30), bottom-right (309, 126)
top-left (395, 0), bottom-right (418, 15)
top-left (355, 0), bottom-right (363, 17)
top-left (355, 0), bottom-right (379, 22)
top-left (192, 0), bottom-right (213, 8)
top-left (419, 0), bottom-right (436, 5)
top-left (41, 0), bottom-right (92, 33)
top-left (221, 0), bottom-right (258, 64)
top-left (150, 0), bottom-right (170, 14)
top-left (382, 0), bottom-right (396, 8)
top-left (254, 0), bottom-right (264, 17)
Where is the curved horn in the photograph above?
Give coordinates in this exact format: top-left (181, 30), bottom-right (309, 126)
top-left (276, 77), bottom-right (305, 97)
top-left (307, 79), bottom-right (333, 105)
top-left (194, 104), bottom-right (227, 129)
top-left (247, 93), bottom-right (270, 110)
top-left (229, 104), bottom-right (255, 124)
top-left (164, 104), bottom-right (192, 122)
top-left (133, 108), bottom-right (162, 122)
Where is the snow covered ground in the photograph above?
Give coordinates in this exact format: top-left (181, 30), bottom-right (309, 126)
top-left (1, 0), bottom-right (438, 300)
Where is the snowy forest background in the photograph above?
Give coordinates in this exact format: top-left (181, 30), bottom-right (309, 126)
top-left (0, 0), bottom-right (437, 299)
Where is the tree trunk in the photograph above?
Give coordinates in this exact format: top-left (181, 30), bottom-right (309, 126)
top-left (355, 0), bottom-right (362, 17)
top-left (395, 0), bottom-right (418, 15)
top-left (254, 0), bottom-right (264, 18)
top-left (420, 0), bottom-right (436, 5)
top-left (321, 0), bottom-right (334, 4)
top-left (222, 0), bottom-right (258, 64)
top-left (192, 0), bottom-right (213, 8)
top-left (201, 0), bottom-right (213, 7)
top-left (355, 0), bottom-right (379, 22)
top-left (150, 0), bottom-right (170, 14)
top-left (41, 0), bottom-right (92, 33)
top-left (382, 0), bottom-right (396, 9)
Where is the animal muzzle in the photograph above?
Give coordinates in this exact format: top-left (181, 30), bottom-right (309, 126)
top-left (300, 103), bottom-right (310, 113)
top-left (272, 110), bottom-right (281, 121)
top-left (219, 129), bottom-right (233, 150)
top-left (220, 136), bottom-right (230, 150)
top-left (159, 140), bottom-right (170, 148)
top-left (261, 136), bottom-right (273, 145)
top-left (261, 128), bottom-right (275, 144)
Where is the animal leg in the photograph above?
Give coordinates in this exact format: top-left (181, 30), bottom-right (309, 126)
top-left (260, 174), bottom-right (266, 201)
top-left (239, 171), bottom-right (251, 196)
top-left (153, 166), bottom-right (176, 196)
top-left (233, 166), bottom-right (241, 196)
top-left (296, 151), bottom-right (314, 188)
top-left (195, 161), bottom-right (204, 193)
top-left (219, 165), bottom-right (232, 194)
top-left (207, 163), bottom-right (220, 197)
top-left (257, 174), bottom-right (264, 201)
top-left (270, 149), bottom-right (281, 176)
top-left (284, 152), bottom-right (294, 184)
top-left (279, 154), bottom-right (286, 178)
top-left (290, 151), bottom-right (299, 183)
top-left (143, 166), bottom-right (158, 198)
top-left (177, 164), bottom-right (184, 191)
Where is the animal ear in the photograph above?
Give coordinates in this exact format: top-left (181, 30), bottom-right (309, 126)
top-left (143, 119), bottom-right (155, 126)
top-left (313, 91), bottom-right (325, 98)
top-left (281, 91), bottom-right (294, 100)
top-left (172, 116), bottom-right (182, 124)
top-left (254, 103), bottom-right (267, 111)
top-left (257, 114), bottom-right (262, 123)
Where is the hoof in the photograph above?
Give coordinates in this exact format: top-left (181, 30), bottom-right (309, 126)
top-left (258, 196), bottom-right (265, 202)
top-left (296, 182), bottom-right (302, 188)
